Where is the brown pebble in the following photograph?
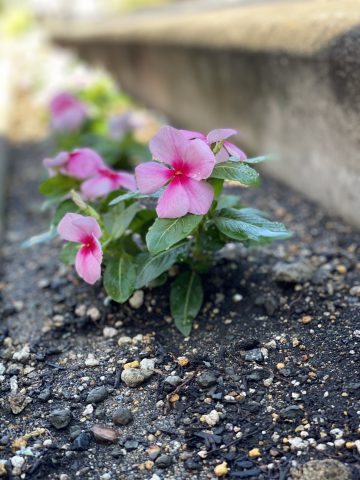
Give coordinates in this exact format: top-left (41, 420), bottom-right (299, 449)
top-left (91, 425), bottom-right (119, 443)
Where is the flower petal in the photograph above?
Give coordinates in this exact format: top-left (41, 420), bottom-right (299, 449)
top-left (224, 141), bottom-right (247, 160)
top-left (43, 151), bottom-right (69, 176)
top-left (207, 128), bottom-right (237, 144)
top-left (135, 162), bottom-right (173, 194)
top-left (156, 177), bottom-right (190, 218)
top-left (180, 129), bottom-right (206, 141)
top-left (114, 171), bottom-right (137, 191)
top-left (182, 178), bottom-right (214, 215)
top-left (57, 213), bottom-right (102, 243)
top-left (81, 176), bottom-right (113, 200)
top-left (75, 236), bottom-right (102, 284)
top-left (182, 139), bottom-right (216, 180)
top-left (66, 148), bottom-right (105, 179)
top-left (215, 146), bottom-right (230, 164)
top-left (149, 126), bottom-right (189, 167)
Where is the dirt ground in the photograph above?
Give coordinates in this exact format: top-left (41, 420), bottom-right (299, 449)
top-left (0, 141), bottom-right (359, 479)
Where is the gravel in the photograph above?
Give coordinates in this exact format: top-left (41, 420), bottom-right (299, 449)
top-left (49, 409), bottom-right (72, 430)
top-left (1, 143), bottom-right (359, 479)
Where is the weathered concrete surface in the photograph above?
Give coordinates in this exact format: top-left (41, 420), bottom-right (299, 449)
top-left (51, 0), bottom-right (360, 226)
top-left (0, 58), bottom-right (11, 242)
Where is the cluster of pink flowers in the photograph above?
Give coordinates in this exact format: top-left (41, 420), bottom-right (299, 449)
top-left (135, 126), bottom-right (246, 218)
top-left (50, 92), bottom-right (87, 132)
top-left (43, 148), bottom-right (136, 199)
top-left (50, 125), bottom-right (246, 284)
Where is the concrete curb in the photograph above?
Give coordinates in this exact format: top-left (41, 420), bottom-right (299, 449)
top-left (50, 0), bottom-right (360, 227)
top-left (0, 57), bottom-right (12, 242)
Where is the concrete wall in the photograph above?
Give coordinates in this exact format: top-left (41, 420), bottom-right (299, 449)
top-left (51, 0), bottom-right (360, 226)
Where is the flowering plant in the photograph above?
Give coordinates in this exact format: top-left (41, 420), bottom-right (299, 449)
top-left (49, 83), bottom-right (153, 170)
top-left (30, 124), bottom-right (290, 335)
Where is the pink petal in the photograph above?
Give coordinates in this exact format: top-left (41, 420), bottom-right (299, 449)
top-left (135, 162), bottom-right (173, 194)
top-left (156, 177), bottom-right (190, 218)
top-left (182, 177), bottom-right (214, 215)
top-left (149, 126), bottom-right (189, 168)
top-left (215, 146), bottom-right (230, 164)
top-left (114, 171), bottom-right (137, 191)
top-left (182, 139), bottom-right (216, 180)
top-left (75, 236), bottom-right (102, 284)
top-left (224, 141), bottom-right (247, 160)
top-left (81, 176), bottom-right (114, 200)
top-left (57, 213), bottom-right (102, 243)
top-left (207, 129), bottom-right (237, 144)
top-left (43, 151), bottom-right (69, 176)
top-left (180, 129), bottom-right (206, 141)
top-left (66, 148), bottom-right (105, 179)
top-left (50, 92), bottom-right (87, 132)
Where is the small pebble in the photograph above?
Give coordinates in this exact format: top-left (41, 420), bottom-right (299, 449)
top-left (129, 290), bottom-right (144, 309)
top-left (112, 407), bottom-right (133, 426)
top-left (49, 409), bottom-right (72, 430)
top-left (86, 386), bottom-right (108, 404)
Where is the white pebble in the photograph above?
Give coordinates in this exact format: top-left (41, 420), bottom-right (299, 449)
top-left (129, 290), bottom-right (144, 309)
top-left (103, 327), bottom-right (118, 338)
top-left (85, 354), bottom-right (100, 367)
top-left (87, 307), bottom-right (101, 321)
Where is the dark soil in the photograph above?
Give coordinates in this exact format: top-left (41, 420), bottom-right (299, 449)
top-left (0, 142), bottom-right (359, 480)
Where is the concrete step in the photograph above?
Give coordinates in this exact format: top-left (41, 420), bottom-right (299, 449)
top-left (50, 0), bottom-right (360, 227)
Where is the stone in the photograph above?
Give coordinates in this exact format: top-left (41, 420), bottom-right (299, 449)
top-left (38, 388), bottom-right (51, 402)
top-left (155, 454), bottom-right (172, 469)
top-left (71, 432), bottom-right (93, 451)
top-left (86, 306), bottom-right (101, 321)
top-left (196, 371), bottom-right (217, 388)
top-left (350, 285), bottom-right (360, 297)
top-left (200, 410), bottom-right (220, 427)
top-left (248, 448), bottom-right (261, 458)
top-left (244, 348), bottom-right (264, 362)
top-left (85, 354), bottom-right (100, 367)
top-left (112, 407), bottom-right (133, 426)
top-left (124, 439), bottom-right (139, 450)
top-left (129, 290), bottom-right (144, 309)
top-left (103, 326), bottom-right (118, 338)
top-left (164, 375), bottom-right (182, 387)
top-left (12, 345), bottom-right (30, 363)
top-left (273, 261), bottom-right (314, 283)
top-left (49, 409), bottom-right (72, 429)
top-left (214, 462), bottom-right (228, 477)
top-left (291, 459), bottom-right (351, 480)
top-left (279, 405), bottom-right (303, 420)
top-left (91, 425), bottom-right (119, 443)
top-left (8, 393), bottom-right (32, 415)
top-left (140, 358), bottom-right (155, 371)
top-left (121, 368), bottom-right (153, 387)
top-left (86, 386), bottom-right (108, 404)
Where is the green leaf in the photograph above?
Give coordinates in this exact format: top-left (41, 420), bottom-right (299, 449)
top-left (216, 194), bottom-right (241, 210)
top-left (109, 191), bottom-right (140, 206)
top-left (59, 242), bottom-right (80, 265)
top-left (39, 175), bottom-right (79, 197)
top-left (136, 242), bottom-right (189, 288)
top-left (241, 155), bottom-right (275, 164)
top-left (214, 207), bottom-right (291, 245)
top-left (211, 162), bottom-right (259, 186)
top-left (146, 214), bottom-right (203, 254)
top-left (170, 271), bottom-right (203, 336)
top-left (21, 227), bottom-right (57, 248)
top-left (104, 253), bottom-right (137, 303)
top-left (52, 200), bottom-right (78, 227)
top-left (104, 202), bottom-right (141, 239)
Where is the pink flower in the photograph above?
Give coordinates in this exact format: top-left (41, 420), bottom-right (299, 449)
top-left (108, 112), bottom-right (134, 140)
top-left (135, 126), bottom-right (216, 218)
top-left (57, 213), bottom-right (102, 285)
top-left (43, 148), bottom-right (105, 179)
top-left (181, 128), bottom-right (246, 163)
top-left (50, 92), bottom-right (87, 131)
top-left (81, 166), bottom-right (137, 200)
